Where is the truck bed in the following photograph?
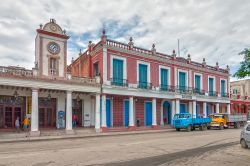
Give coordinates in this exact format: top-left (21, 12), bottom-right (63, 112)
top-left (193, 118), bottom-right (211, 125)
top-left (227, 114), bottom-right (246, 122)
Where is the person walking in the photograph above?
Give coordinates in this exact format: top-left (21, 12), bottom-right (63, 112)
top-left (15, 117), bottom-right (20, 133)
top-left (22, 116), bottom-right (30, 132)
top-left (72, 114), bottom-right (77, 128)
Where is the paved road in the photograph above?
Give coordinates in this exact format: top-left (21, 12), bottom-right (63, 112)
top-left (0, 129), bottom-right (245, 166)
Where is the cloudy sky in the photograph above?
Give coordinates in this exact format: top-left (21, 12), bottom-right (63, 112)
top-left (0, 0), bottom-right (249, 80)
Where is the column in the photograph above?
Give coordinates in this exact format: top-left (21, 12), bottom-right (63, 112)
top-left (101, 94), bottom-right (107, 128)
top-left (160, 102), bottom-right (164, 126)
top-left (188, 101), bottom-right (192, 114)
top-left (203, 102), bottom-right (207, 117)
top-left (95, 94), bottom-right (100, 132)
top-left (171, 100), bottom-right (176, 125)
top-left (30, 88), bottom-right (39, 135)
top-left (216, 103), bottom-right (220, 113)
top-left (129, 96), bottom-right (135, 127)
top-left (238, 104), bottom-right (241, 114)
top-left (152, 98), bottom-right (157, 127)
top-left (66, 91), bottom-right (73, 132)
top-left (227, 103), bottom-right (230, 114)
top-left (174, 67), bottom-right (177, 87)
top-left (193, 100), bottom-right (197, 118)
top-left (176, 99), bottom-right (180, 114)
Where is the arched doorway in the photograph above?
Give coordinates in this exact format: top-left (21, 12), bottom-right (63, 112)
top-left (163, 101), bottom-right (171, 125)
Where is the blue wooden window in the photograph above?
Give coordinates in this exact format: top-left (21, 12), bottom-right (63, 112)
top-left (195, 75), bottom-right (201, 90)
top-left (221, 80), bottom-right (226, 97)
top-left (161, 68), bottom-right (168, 89)
top-left (179, 72), bottom-right (186, 90)
top-left (113, 59), bottom-right (123, 85)
top-left (139, 64), bottom-right (148, 88)
top-left (209, 77), bottom-right (214, 96)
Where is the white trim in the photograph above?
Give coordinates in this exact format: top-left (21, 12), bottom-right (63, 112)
top-left (137, 60), bottom-right (151, 83)
top-left (110, 55), bottom-right (127, 80)
top-left (193, 72), bottom-right (203, 90)
top-left (220, 78), bottom-right (227, 93)
top-left (177, 69), bottom-right (189, 87)
top-left (103, 47), bottom-right (108, 84)
top-left (159, 65), bottom-right (171, 86)
top-left (208, 75), bottom-right (216, 92)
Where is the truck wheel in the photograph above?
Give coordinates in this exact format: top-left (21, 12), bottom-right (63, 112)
top-left (241, 139), bottom-right (248, 149)
top-left (219, 123), bottom-right (224, 130)
top-left (187, 125), bottom-right (191, 132)
top-left (176, 128), bottom-right (180, 131)
top-left (207, 125), bottom-right (211, 130)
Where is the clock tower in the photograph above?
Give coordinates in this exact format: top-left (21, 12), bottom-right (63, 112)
top-left (35, 19), bottom-right (69, 78)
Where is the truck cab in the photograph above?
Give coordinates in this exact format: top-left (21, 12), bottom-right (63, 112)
top-left (210, 114), bottom-right (227, 130)
top-left (173, 113), bottom-right (192, 131)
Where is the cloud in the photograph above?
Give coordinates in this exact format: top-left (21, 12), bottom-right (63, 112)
top-left (0, 0), bottom-right (249, 81)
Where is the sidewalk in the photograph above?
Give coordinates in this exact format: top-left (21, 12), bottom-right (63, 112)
top-left (0, 127), bottom-right (174, 143)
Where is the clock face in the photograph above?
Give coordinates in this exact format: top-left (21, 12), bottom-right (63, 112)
top-left (47, 42), bottom-right (60, 54)
top-left (50, 25), bottom-right (57, 31)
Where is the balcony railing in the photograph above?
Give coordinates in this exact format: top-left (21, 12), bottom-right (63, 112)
top-left (193, 88), bottom-right (205, 95)
top-left (138, 81), bottom-right (152, 89)
top-left (208, 91), bottom-right (218, 97)
top-left (221, 92), bottom-right (229, 98)
top-left (111, 78), bottom-right (128, 87)
top-left (176, 86), bottom-right (193, 94)
top-left (160, 85), bottom-right (175, 92)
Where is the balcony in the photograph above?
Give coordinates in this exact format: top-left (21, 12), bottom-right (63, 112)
top-left (111, 78), bottom-right (128, 87)
top-left (221, 92), bottom-right (229, 98)
top-left (160, 85), bottom-right (175, 92)
top-left (138, 81), bottom-right (152, 89)
top-left (193, 88), bottom-right (205, 95)
top-left (208, 91), bottom-right (218, 97)
top-left (177, 86), bottom-right (193, 94)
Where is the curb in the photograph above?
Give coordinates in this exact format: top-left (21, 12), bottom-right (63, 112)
top-left (0, 129), bottom-right (174, 144)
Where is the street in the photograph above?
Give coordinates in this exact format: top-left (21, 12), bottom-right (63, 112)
top-left (0, 129), bottom-right (249, 166)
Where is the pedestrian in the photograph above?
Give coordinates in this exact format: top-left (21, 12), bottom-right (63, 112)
top-left (15, 116), bottom-right (20, 133)
top-left (72, 114), bottom-right (77, 128)
top-left (22, 116), bottom-right (30, 132)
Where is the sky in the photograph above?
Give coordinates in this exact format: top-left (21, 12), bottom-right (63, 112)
top-left (0, 0), bottom-right (249, 81)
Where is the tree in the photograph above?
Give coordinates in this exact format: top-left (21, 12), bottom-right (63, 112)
top-left (233, 48), bottom-right (250, 78)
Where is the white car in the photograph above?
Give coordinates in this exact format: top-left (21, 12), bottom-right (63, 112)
top-left (240, 123), bottom-right (250, 148)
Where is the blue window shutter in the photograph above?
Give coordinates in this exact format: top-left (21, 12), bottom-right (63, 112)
top-left (209, 78), bottom-right (214, 92)
top-left (139, 64), bottom-right (147, 88)
top-left (195, 75), bottom-right (201, 90)
top-left (113, 59), bottom-right (123, 85)
top-left (161, 68), bottom-right (168, 86)
top-left (221, 80), bottom-right (225, 96)
top-left (179, 72), bottom-right (186, 90)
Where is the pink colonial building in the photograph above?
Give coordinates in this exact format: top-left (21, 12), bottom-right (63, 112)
top-left (70, 29), bottom-right (231, 131)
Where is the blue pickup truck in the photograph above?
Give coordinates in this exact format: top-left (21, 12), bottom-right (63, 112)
top-left (173, 113), bottom-right (212, 132)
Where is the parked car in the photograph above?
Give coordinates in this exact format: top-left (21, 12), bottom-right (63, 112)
top-left (240, 123), bottom-right (250, 148)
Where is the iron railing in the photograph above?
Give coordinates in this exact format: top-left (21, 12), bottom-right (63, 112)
top-left (193, 88), bottom-right (205, 95)
top-left (111, 78), bottom-right (128, 87)
top-left (137, 81), bottom-right (152, 89)
top-left (160, 85), bottom-right (176, 92)
top-left (208, 91), bottom-right (218, 97)
top-left (176, 86), bottom-right (193, 94)
top-left (221, 92), bottom-right (229, 98)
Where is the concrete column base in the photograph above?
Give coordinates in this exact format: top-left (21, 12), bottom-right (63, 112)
top-left (152, 125), bottom-right (160, 129)
top-left (128, 126), bottom-right (136, 131)
top-left (29, 131), bottom-right (40, 137)
top-left (65, 129), bottom-right (75, 135)
top-left (101, 127), bottom-right (108, 132)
